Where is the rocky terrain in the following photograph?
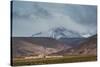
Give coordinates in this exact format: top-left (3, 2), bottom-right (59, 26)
top-left (12, 34), bottom-right (97, 58)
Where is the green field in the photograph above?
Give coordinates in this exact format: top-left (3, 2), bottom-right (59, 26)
top-left (12, 55), bottom-right (97, 66)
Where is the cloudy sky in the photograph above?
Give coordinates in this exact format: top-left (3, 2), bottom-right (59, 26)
top-left (12, 1), bottom-right (97, 37)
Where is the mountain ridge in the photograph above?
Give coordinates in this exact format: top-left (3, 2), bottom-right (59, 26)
top-left (12, 34), bottom-right (97, 57)
top-left (32, 26), bottom-right (92, 39)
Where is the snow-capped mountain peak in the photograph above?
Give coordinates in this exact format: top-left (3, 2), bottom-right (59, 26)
top-left (81, 33), bottom-right (91, 38)
top-left (32, 26), bottom-right (87, 39)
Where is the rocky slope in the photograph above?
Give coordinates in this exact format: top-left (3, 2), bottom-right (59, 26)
top-left (48, 34), bottom-right (97, 56)
top-left (12, 37), bottom-right (71, 57)
top-left (12, 34), bottom-right (97, 57)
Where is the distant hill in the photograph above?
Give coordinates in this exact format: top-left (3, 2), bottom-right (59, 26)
top-left (58, 38), bottom-right (86, 48)
top-left (74, 34), bottom-right (97, 55)
top-left (48, 34), bottom-right (97, 56)
top-left (12, 34), bottom-right (97, 58)
top-left (12, 37), bottom-right (71, 57)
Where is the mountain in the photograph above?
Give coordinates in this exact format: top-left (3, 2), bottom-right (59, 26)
top-left (48, 34), bottom-right (97, 56)
top-left (12, 37), bottom-right (71, 58)
top-left (74, 34), bottom-right (97, 55)
top-left (32, 26), bottom-right (83, 39)
top-left (58, 38), bottom-right (86, 48)
top-left (12, 34), bottom-right (97, 58)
